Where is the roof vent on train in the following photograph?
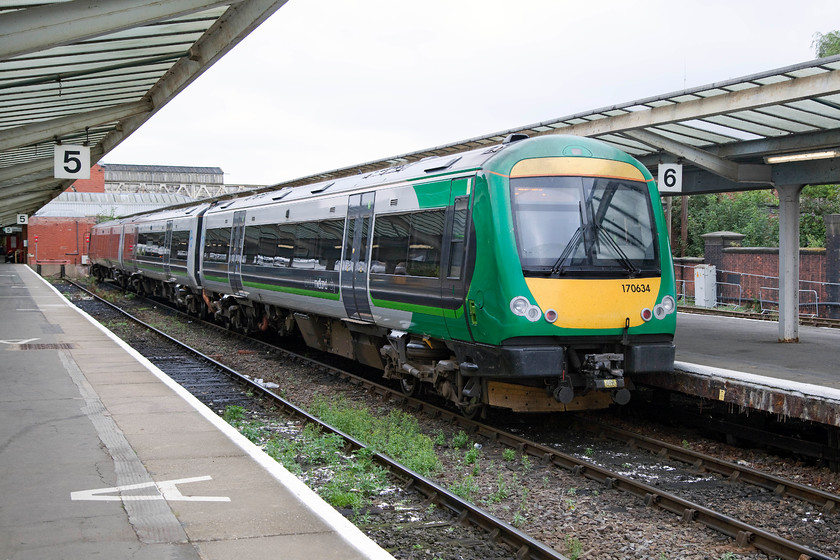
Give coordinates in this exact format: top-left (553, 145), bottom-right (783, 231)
top-left (503, 133), bottom-right (529, 144)
top-left (272, 189), bottom-right (292, 201)
top-left (311, 182), bottom-right (335, 194)
top-left (424, 155), bottom-right (462, 173)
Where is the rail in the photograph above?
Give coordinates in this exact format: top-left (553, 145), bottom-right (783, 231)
top-left (579, 421), bottom-right (840, 514)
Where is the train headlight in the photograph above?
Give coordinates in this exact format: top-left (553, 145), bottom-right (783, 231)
top-left (660, 295), bottom-right (676, 315)
top-left (653, 305), bottom-right (666, 320)
top-left (525, 306), bottom-right (542, 322)
top-left (510, 296), bottom-right (530, 316)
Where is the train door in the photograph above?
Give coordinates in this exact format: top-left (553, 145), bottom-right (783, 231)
top-left (229, 210), bottom-right (246, 293)
top-left (341, 192), bottom-right (375, 322)
top-left (163, 220), bottom-right (174, 279)
top-left (441, 177), bottom-right (474, 340)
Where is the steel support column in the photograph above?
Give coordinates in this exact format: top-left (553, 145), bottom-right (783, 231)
top-left (777, 184), bottom-right (804, 342)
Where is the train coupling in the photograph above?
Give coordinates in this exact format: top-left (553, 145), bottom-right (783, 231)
top-left (582, 353), bottom-right (630, 405)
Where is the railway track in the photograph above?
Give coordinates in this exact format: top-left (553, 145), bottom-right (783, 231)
top-left (61, 278), bottom-right (566, 560)
top-left (679, 305), bottom-right (840, 329)
top-left (63, 279), bottom-right (840, 560)
top-left (577, 420), bottom-right (840, 514)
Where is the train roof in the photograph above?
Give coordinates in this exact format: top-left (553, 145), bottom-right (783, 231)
top-left (203, 134), bottom-right (650, 215)
top-left (92, 201), bottom-right (211, 229)
top-left (203, 140), bottom-right (513, 214)
top-left (92, 135), bottom-right (649, 226)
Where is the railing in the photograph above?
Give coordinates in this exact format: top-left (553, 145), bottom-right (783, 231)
top-left (758, 287), bottom-right (820, 317)
top-left (674, 263), bottom-right (840, 318)
top-left (716, 281), bottom-right (743, 309)
top-left (676, 279), bottom-right (687, 303)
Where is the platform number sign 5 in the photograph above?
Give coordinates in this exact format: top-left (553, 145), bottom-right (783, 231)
top-left (657, 163), bottom-right (682, 194)
top-left (54, 145), bottom-right (90, 180)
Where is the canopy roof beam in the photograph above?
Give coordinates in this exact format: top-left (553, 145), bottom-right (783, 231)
top-left (538, 69), bottom-right (840, 139)
top-left (0, 101), bottom-right (152, 153)
top-left (623, 129), bottom-right (773, 184)
top-left (97, 0), bottom-right (288, 157)
top-left (0, 0), bottom-right (238, 60)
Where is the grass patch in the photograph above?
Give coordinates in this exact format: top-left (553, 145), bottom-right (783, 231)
top-left (310, 396), bottom-right (442, 477)
top-left (451, 430), bottom-right (469, 449)
top-left (449, 475), bottom-right (479, 501)
top-left (222, 405), bottom-right (246, 422)
top-left (222, 409), bottom-right (390, 512)
top-left (566, 535), bottom-right (583, 560)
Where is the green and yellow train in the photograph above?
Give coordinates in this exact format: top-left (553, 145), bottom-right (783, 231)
top-left (90, 134), bottom-right (676, 415)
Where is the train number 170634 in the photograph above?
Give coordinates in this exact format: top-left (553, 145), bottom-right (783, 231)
top-left (622, 283), bottom-right (651, 293)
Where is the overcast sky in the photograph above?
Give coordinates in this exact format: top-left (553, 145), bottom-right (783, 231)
top-left (105, 0), bottom-right (838, 185)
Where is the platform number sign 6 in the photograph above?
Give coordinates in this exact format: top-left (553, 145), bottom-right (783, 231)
top-left (657, 163), bottom-right (682, 193)
top-left (54, 145), bottom-right (90, 180)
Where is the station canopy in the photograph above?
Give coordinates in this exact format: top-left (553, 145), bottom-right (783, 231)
top-left (269, 55), bottom-right (840, 197)
top-left (0, 0), bottom-right (287, 227)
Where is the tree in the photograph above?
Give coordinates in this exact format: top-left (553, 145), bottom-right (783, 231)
top-left (800, 184), bottom-right (840, 247)
top-left (669, 191), bottom-right (778, 257)
top-left (669, 187), bottom-right (840, 257)
top-left (813, 30), bottom-right (840, 57)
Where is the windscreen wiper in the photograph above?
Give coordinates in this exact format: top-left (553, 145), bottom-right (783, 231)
top-left (551, 201), bottom-right (586, 275)
top-left (597, 225), bottom-right (640, 277)
top-left (550, 226), bottom-right (582, 275)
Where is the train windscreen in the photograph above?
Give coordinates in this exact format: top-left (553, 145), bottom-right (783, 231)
top-left (511, 176), bottom-right (659, 277)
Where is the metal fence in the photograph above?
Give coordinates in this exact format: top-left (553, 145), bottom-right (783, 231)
top-left (674, 263), bottom-right (840, 318)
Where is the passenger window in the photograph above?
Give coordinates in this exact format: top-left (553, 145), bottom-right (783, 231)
top-left (137, 231), bottom-right (165, 261)
top-left (372, 214), bottom-right (410, 274)
top-left (372, 209), bottom-right (445, 277)
top-left (203, 227), bottom-right (231, 263)
top-left (243, 219), bottom-right (345, 271)
top-left (170, 231), bottom-right (189, 263)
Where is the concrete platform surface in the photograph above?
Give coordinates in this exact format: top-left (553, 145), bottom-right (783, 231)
top-left (675, 312), bottom-right (840, 389)
top-left (0, 263), bottom-right (394, 560)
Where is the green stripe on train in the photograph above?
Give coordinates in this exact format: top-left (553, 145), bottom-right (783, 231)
top-left (137, 262), bottom-right (164, 272)
top-left (371, 297), bottom-right (464, 319)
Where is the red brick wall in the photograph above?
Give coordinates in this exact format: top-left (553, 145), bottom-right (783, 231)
top-left (677, 249), bottom-right (830, 312)
top-left (66, 164), bottom-right (105, 193)
top-left (720, 248), bottom-right (827, 303)
top-left (27, 217), bottom-right (97, 266)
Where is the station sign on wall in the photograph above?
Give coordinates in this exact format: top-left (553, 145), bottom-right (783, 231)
top-left (54, 144), bottom-right (90, 180)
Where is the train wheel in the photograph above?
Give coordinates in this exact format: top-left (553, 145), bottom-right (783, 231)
top-left (399, 376), bottom-right (420, 397)
top-left (460, 401), bottom-right (485, 420)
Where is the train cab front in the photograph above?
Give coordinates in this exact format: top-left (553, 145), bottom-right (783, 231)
top-left (466, 137), bottom-right (676, 413)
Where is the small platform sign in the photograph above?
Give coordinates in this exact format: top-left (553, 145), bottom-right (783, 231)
top-left (657, 163), bottom-right (683, 193)
top-left (54, 144), bottom-right (90, 179)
